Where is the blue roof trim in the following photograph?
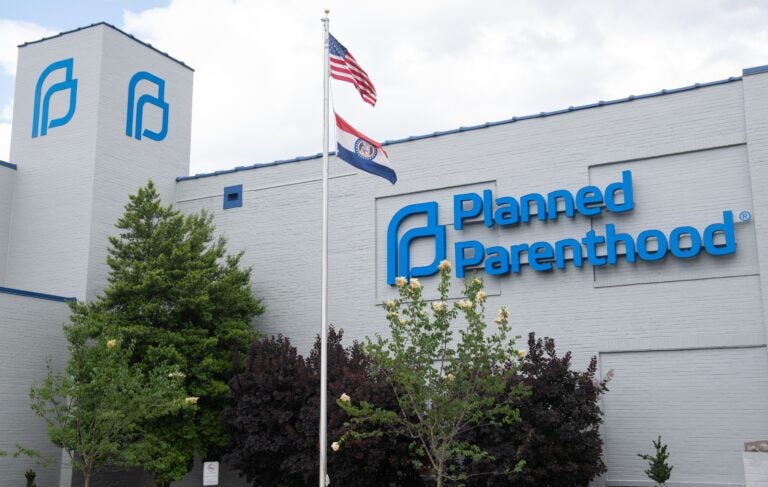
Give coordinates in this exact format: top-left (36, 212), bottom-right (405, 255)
top-left (0, 286), bottom-right (76, 303)
top-left (19, 22), bottom-right (193, 72)
top-left (177, 75), bottom-right (742, 181)
top-left (177, 152), bottom-right (335, 181)
top-left (0, 160), bottom-right (17, 170)
top-left (743, 64), bottom-right (768, 76)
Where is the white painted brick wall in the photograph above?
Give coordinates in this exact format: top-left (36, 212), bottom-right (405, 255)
top-left (0, 165), bottom-right (15, 284)
top-left (5, 26), bottom-right (103, 299)
top-left (175, 73), bottom-right (768, 486)
top-left (0, 293), bottom-right (71, 487)
top-left (86, 25), bottom-right (193, 299)
top-left (744, 452), bottom-right (768, 487)
top-left (4, 25), bottom-right (192, 300)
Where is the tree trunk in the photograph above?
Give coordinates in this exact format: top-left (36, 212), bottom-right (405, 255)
top-left (83, 471), bottom-right (91, 487)
top-left (435, 461), bottom-right (444, 487)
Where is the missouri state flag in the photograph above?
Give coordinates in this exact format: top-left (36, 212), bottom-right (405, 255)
top-left (335, 113), bottom-right (397, 185)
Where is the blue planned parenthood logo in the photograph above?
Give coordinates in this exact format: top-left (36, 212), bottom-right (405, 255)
top-left (386, 202), bottom-right (446, 285)
top-left (126, 71), bottom-right (169, 141)
top-left (386, 170), bottom-right (740, 285)
top-left (32, 58), bottom-right (78, 138)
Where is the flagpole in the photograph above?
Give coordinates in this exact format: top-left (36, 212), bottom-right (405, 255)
top-left (320, 8), bottom-right (330, 487)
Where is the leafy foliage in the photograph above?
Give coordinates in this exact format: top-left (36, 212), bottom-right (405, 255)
top-left (25, 469), bottom-right (36, 487)
top-left (226, 327), bottom-right (422, 486)
top-left (43, 180), bottom-right (264, 485)
top-left (638, 436), bottom-right (673, 485)
top-left (338, 263), bottom-right (526, 487)
top-left (461, 333), bottom-right (609, 486)
top-left (226, 334), bottom-right (311, 487)
top-left (30, 309), bottom-right (189, 487)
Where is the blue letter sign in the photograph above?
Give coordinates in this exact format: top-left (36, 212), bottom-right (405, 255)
top-left (386, 202), bottom-right (446, 285)
top-left (126, 71), bottom-right (169, 141)
top-left (32, 58), bottom-right (78, 138)
top-left (386, 171), bottom-right (739, 284)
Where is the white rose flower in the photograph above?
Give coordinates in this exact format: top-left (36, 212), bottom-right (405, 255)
top-left (331, 441), bottom-right (340, 452)
top-left (339, 393), bottom-right (351, 404)
top-left (431, 301), bottom-right (446, 312)
top-left (438, 260), bottom-right (451, 271)
top-left (395, 276), bottom-right (407, 287)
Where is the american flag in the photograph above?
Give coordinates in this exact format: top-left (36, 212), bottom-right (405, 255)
top-left (329, 34), bottom-right (377, 107)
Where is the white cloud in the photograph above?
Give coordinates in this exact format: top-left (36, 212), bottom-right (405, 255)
top-left (0, 100), bottom-right (11, 123)
top-left (120, 0), bottom-right (768, 175)
top-left (0, 1), bottom-right (763, 173)
top-left (0, 122), bottom-right (10, 162)
top-left (0, 19), bottom-right (55, 76)
top-left (0, 20), bottom-right (55, 162)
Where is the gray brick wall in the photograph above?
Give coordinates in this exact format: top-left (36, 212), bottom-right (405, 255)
top-left (175, 73), bottom-right (768, 486)
top-left (0, 165), bottom-right (15, 284)
top-left (4, 24), bottom-right (192, 301)
top-left (0, 292), bottom-right (71, 487)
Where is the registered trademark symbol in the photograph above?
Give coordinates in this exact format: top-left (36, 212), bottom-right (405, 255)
top-left (739, 211), bottom-right (752, 222)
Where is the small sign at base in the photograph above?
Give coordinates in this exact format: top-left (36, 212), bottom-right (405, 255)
top-left (203, 461), bottom-right (219, 486)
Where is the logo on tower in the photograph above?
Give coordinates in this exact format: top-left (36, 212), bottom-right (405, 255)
top-left (386, 202), bottom-right (446, 285)
top-left (32, 58), bottom-right (78, 138)
top-left (126, 71), bottom-right (169, 141)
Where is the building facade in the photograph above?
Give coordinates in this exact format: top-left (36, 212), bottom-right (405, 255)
top-left (1, 23), bottom-right (767, 487)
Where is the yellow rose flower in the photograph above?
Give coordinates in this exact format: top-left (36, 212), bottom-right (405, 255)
top-left (185, 396), bottom-right (199, 405)
top-left (106, 339), bottom-right (117, 349)
top-left (395, 276), bottom-right (407, 287)
top-left (431, 301), bottom-right (446, 312)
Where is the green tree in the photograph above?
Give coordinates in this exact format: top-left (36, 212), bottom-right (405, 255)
top-left (339, 262), bottom-right (526, 487)
top-left (71, 180), bottom-right (263, 486)
top-left (638, 436), bottom-right (673, 486)
top-left (25, 469), bottom-right (37, 487)
top-left (30, 308), bottom-right (189, 487)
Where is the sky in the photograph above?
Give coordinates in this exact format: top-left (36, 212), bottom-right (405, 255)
top-left (2, 0), bottom-right (768, 175)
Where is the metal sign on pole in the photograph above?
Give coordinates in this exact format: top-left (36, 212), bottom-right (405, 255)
top-left (203, 461), bottom-right (219, 486)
